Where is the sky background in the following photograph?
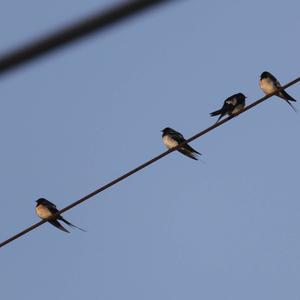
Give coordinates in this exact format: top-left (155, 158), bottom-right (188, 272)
top-left (1, 0), bottom-right (300, 299)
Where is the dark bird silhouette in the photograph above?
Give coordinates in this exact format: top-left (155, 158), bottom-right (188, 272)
top-left (210, 93), bottom-right (247, 122)
top-left (35, 198), bottom-right (86, 233)
top-left (260, 71), bottom-right (297, 111)
top-left (161, 127), bottom-right (201, 160)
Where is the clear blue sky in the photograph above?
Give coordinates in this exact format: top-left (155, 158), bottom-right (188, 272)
top-left (1, 1), bottom-right (300, 299)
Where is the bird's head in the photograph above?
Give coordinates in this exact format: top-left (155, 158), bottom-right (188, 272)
top-left (236, 93), bottom-right (247, 100)
top-left (36, 198), bottom-right (47, 205)
top-left (260, 71), bottom-right (271, 80)
top-left (161, 127), bottom-right (172, 135)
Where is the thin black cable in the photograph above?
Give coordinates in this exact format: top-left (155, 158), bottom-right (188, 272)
top-left (0, 0), bottom-right (174, 75)
top-left (0, 77), bottom-right (299, 249)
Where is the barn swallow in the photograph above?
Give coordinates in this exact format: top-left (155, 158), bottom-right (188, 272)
top-left (35, 198), bottom-right (86, 233)
top-left (259, 71), bottom-right (297, 111)
top-left (210, 93), bottom-right (247, 122)
top-left (161, 127), bottom-right (201, 160)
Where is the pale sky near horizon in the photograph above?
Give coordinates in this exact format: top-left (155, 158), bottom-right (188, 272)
top-left (1, 1), bottom-right (300, 299)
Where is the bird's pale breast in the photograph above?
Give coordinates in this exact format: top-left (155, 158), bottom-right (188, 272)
top-left (35, 205), bottom-right (53, 219)
top-left (260, 78), bottom-right (276, 94)
top-left (163, 135), bottom-right (178, 149)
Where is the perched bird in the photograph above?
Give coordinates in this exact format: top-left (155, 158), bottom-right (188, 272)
top-left (35, 198), bottom-right (86, 233)
top-left (259, 71), bottom-right (297, 111)
top-left (161, 127), bottom-right (201, 160)
top-left (210, 93), bottom-right (247, 122)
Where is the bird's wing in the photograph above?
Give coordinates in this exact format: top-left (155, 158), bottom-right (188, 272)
top-left (278, 89), bottom-right (297, 102)
top-left (59, 216), bottom-right (86, 232)
top-left (266, 73), bottom-right (280, 88)
top-left (274, 79), bottom-right (282, 88)
top-left (183, 143), bottom-right (201, 155)
top-left (169, 131), bottom-right (185, 144)
top-left (225, 96), bottom-right (237, 106)
top-left (178, 148), bottom-right (198, 160)
top-left (47, 204), bottom-right (60, 215)
top-left (42, 199), bottom-right (57, 209)
top-left (48, 220), bottom-right (70, 233)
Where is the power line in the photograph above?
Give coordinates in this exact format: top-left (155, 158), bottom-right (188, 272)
top-left (0, 77), bottom-right (299, 249)
top-left (0, 0), bottom-right (174, 75)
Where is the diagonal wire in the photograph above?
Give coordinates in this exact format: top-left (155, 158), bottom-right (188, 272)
top-left (0, 77), bottom-right (299, 249)
top-left (0, 0), bottom-right (174, 75)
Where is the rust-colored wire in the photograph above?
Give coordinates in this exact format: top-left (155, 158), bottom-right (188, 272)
top-left (0, 77), bottom-right (299, 249)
